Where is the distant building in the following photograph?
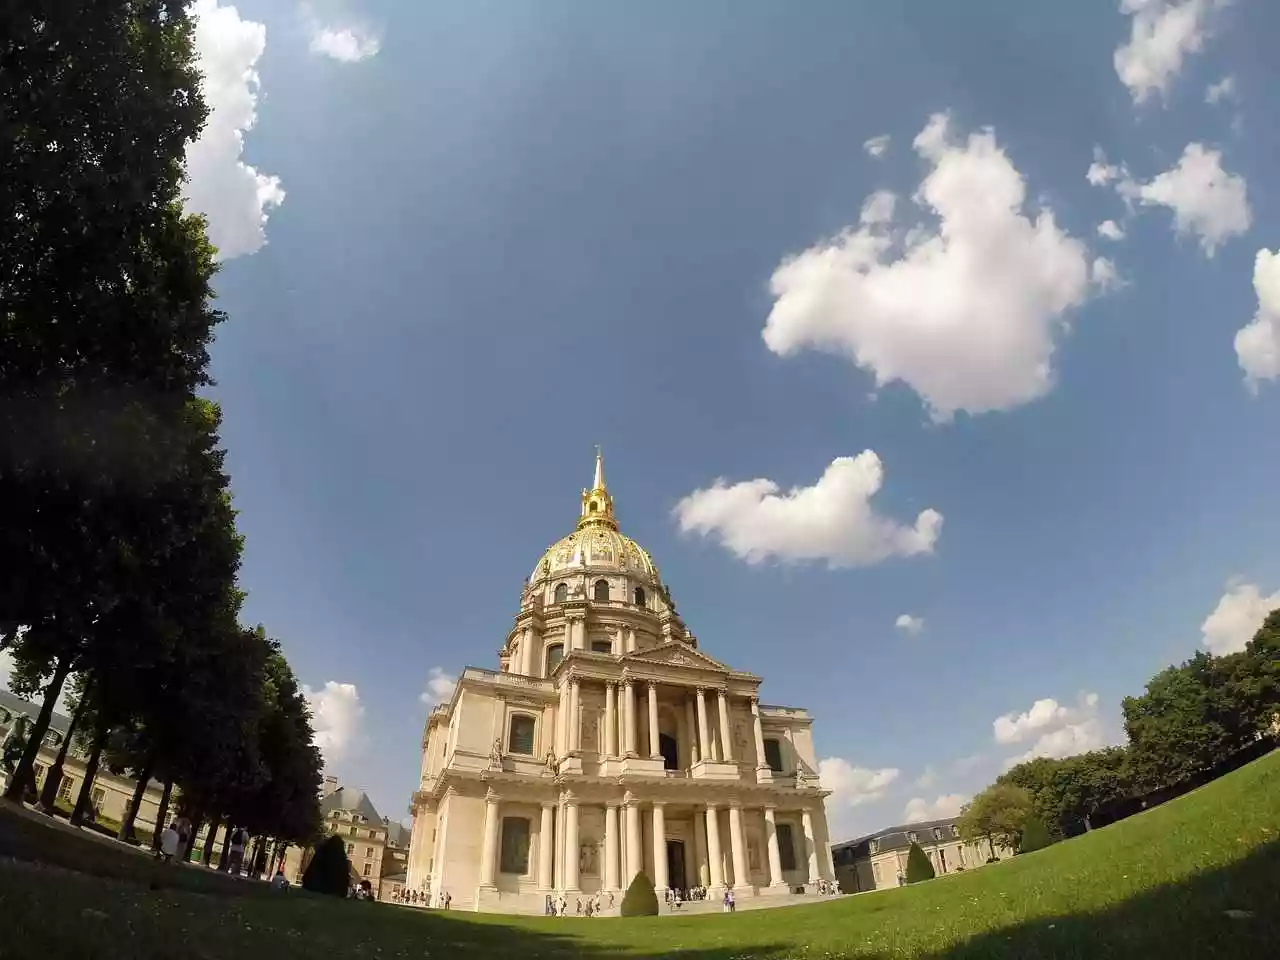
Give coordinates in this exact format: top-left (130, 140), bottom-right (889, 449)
top-left (283, 776), bottom-right (404, 900)
top-left (830, 816), bottom-right (1013, 892)
top-left (0, 689), bottom-right (167, 834)
top-left (380, 819), bottom-right (411, 901)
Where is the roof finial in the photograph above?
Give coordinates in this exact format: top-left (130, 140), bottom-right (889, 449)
top-left (593, 444), bottom-right (606, 491)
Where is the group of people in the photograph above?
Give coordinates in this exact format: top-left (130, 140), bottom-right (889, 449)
top-left (545, 892), bottom-right (615, 916)
top-left (155, 819), bottom-right (249, 875)
top-left (814, 878), bottom-right (840, 895)
top-left (393, 888), bottom-right (451, 908)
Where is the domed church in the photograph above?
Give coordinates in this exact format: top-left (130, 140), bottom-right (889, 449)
top-left (404, 451), bottom-right (835, 913)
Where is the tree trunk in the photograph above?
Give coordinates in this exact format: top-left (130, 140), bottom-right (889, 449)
top-left (69, 724), bottom-right (109, 826)
top-left (185, 812), bottom-right (204, 862)
top-left (118, 748), bottom-right (157, 842)
top-left (203, 815), bottom-right (223, 866)
top-left (152, 780), bottom-right (174, 851)
top-left (216, 824), bottom-right (233, 871)
top-left (38, 691), bottom-right (87, 811)
top-left (3, 655), bottom-right (72, 802)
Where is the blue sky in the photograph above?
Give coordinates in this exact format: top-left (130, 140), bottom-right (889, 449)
top-left (15, 0), bottom-right (1277, 837)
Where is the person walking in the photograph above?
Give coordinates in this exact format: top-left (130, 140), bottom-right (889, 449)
top-left (227, 826), bottom-right (247, 875)
top-left (158, 822), bottom-right (180, 863)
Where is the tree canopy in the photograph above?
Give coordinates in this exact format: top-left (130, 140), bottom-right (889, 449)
top-left (904, 843), bottom-right (935, 883)
top-left (958, 783), bottom-right (1034, 852)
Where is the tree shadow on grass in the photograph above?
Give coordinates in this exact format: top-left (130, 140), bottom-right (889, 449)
top-left (924, 840), bottom-right (1280, 960)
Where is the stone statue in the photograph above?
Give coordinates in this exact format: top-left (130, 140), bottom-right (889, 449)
top-left (489, 739), bottom-right (503, 770)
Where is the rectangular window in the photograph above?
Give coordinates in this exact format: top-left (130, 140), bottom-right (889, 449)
top-left (363, 863), bottom-right (371, 876)
top-left (90, 787), bottom-right (106, 810)
top-left (499, 817), bottom-right (531, 875)
top-left (32, 763), bottom-right (44, 786)
top-left (349, 826), bottom-right (357, 836)
top-left (591, 641), bottom-right (613, 654)
top-left (346, 843), bottom-right (354, 854)
top-left (776, 823), bottom-right (797, 872)
top-left (57, 776), bottom-right (74, 801)
top-left (508, 715), bottom-right (536, 755)
top-left (763, 738), bottom-right (784, 773)
top-left (366, 846), bottom-right (374, 857)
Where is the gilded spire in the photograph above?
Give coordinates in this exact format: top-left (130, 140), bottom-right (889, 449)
top-left (579, 446), bottom-right (617, 530)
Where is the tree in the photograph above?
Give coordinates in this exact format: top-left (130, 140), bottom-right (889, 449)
top-left (620, 871), bottom-right (659, 917)
top-left (904, 843), bottom-right (935, 883)
top-left (302, 835), bottom-right (353, 897)
top-left (958, 783), bottom-right (1034, 853)
top-left (1019, 816), bottom-right (1052, 853)
top-left (1000, 747), bottom-right (1133, 839)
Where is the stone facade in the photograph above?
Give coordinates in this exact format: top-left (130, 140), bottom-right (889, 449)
top-left (831, 816), bottom-right (1015, 892)
top-left (403, 452), bottom-right (835, 913)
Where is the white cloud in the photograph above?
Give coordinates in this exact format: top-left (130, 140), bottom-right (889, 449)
top-left (309, 24), bottom-right (381, 62)
top-left (1200, 581), bottom-right (1280, 655)
top-left (1092, 257), bottom-right (1122, 291)
top-left (903, 794), bottom-right (969, 823)
top-left (184, 0), bottom-right (285, 260)
top-left (1087, 146), bottom-right (1125, 187)
top-left (995, 692), bottom-right (1105, 768)
top-left (914, 766), bottom-right (938, 789)
top-left (419, 666), bottom-right (458, 707)
top-left (1097, 219), bottom-right (1126, 241)
top-left (1235, 249), bottom-right (1280, 390)
top-left (763, 112), bottom-right (1095, 421)
top-left (674, 452), bottom-right (942, 568)
top-left (1117, 143), bottom-right (1250, 256)
top-left (1113, 0), bottom-right (1214, 105)
top-left (1205, 75), bottom-right (1236, 104)
top-left (304, 680), bottom-right (364, 765)
top-left (820, 757), bottom-right (901, 810)
top-left (895, 614), bottom-right (925, 636)
top-left (863, 134), bottom-right (891, 158)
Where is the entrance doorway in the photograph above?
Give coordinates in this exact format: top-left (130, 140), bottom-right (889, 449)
top-left (665, 840), bottom-right (687, 892)
top-left (658, 733), bottom-right (679, 770)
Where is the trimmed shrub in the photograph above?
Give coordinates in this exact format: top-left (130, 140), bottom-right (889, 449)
top-left (904, 842), bottom-right (935, 883)
top-left (620, 871), bottom-right (659, 916)
top-left (1019, 816), bottom-right (1052, 853)
top-left (302, 835), bottom-right (352, 897)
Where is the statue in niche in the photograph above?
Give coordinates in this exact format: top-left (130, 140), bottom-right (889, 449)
top-left (580, 840), bottom-right (600, 877)
top-left (582, 713), bottom-right (599, 753)
top-left (748, 837), bottom-right (762, 872)
top-left (489, 739), bottom-right (503, 770)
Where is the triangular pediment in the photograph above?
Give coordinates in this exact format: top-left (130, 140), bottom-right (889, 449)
top-left (623, 641), bottom-right (732, 673)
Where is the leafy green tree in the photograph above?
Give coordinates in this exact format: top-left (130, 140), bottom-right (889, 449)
top-left (620, 871), bottom-right (659, 916)
top-left (958, 783), bottom-right (1034, 853)
top-left (1019, 816), bottom-right (1052, 853)
top-left (1000, 747), bottom-right (1134, 839)
top-left (302, 835), bottom-right (353, 897)
top-left (904, 843), bottom-right (935, 883)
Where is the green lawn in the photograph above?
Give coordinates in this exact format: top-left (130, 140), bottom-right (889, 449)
top-left (1, 752), bottom-right (1277, 959)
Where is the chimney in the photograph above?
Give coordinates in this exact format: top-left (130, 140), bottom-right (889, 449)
top-left (323, 775), bottom-right (339, 797)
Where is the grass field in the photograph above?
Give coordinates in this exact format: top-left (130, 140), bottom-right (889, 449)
top-left (1, 752), bottom-right (1277, 959)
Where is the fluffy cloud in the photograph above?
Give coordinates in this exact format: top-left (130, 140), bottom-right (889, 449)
top-left (1097, 219), bottom-right (1126, 241)
top-left (1205, 75), bottom-right (1236, 104)
top-left (820, 757), bottom-right (901, 809)
top-left (1087, 146), bottom-right (1125, 187)
top-left (309, 25), bottom-right (381, 62)
top-left (419, 666), bottom-right (458, 707)
top-left (1200, 581), bottom-right (1280, 655)
top-left (863, 134), bottom-right (891, 158)
top-left (674, 452), bottom-right (942, 568)
top-left (1235, 249), bottom-right (1280, 390)
top-left (1117, 144), bottom-right (1250, 257)
top-left (1113, 0), bottom-right (1214, 104)
top-left (304, 680), bottom-right (364, 765)
top-left (1092, 257), bottom-right (1122, 291)
top-left (763, 113), bottom-right (1095, 421)
top-left (895, 614), bottom-right (925, 636)
top-left (903, 794), bottom-right (969, 823)
top-left (184, 0), bottom-right (285, 260)
top-left (994, 692), bottom-right (1105, 768)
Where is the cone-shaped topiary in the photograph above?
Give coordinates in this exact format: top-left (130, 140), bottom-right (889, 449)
top-left (1019, 815), bottom-right (1052, 853)
top-left (904, 842), bottom-right (935, 883)
top-left (302, 834), bottom-right (352, 896)
top-left (620, 870), bottom-right (659, 916)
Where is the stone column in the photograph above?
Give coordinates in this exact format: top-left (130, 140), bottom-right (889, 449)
top-left (728, 804), bottom-right (748, 889)
top-left (751, 698), bottom-right (767, 769)
top-left (604, 683), bottom-right (617, 757)
top-left (569, 678), bottom-right (581, 753)
top-left (651, 802), bottom-right (668, 893)
top-left (764, 806), bottom-right (785, 887)
top-left (520, 626), bottom-right (535, 676)
top-left (802, 808), bottom-right (819, 884)
top-left (479, 790), bottom-right (500, 888)
top-left (684, 696), bottom-right (700, 764)
top-left (624, 793), bottom-right (642, 885)
top-left (693, 807), bottom-right (709, 886)
top-left (538, 802), bottom-right (555, 889)
top-left (563, 795), bottom-right (580, 891)
top-left (705, 804), bottom-right (724, 888)
top-left (647, 682), bottom-right (660, 759)
top-left (623, 680), bottom-right (637, 755)
top-left (604, 803), bottom-right (620, 891)
top-left (626, 627), bottom-right (636, 653)
top-left (695, 688), bottom-right (711, 763)
top-left (717, 690), bottom-right (734, 762)
top-left (556, 681), bottom-right (568, 756)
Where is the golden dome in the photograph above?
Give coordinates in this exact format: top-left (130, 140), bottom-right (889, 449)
top-left (529, 449), bottom-right (662, 585)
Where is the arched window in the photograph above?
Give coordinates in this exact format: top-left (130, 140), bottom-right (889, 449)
top-left (554, 583), bottom-right (568, 603)
top-left (508, 714), bottom-right (536, 755)
top-left (545, 643), bottom-right (564, 675)
top-left (593, 579), bottom-right (610, 602)
top-left (633, 586), bottom-right (646, 606)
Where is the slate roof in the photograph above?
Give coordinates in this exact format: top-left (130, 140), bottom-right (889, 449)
top-left (384, 820), bottom-right (411, 849)
top-left (832, 816), bottom-right (962, 858)
top-left (321, 786), bottom-right (384, 824)
top-left (0, 688), bottom-right (73, 748)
